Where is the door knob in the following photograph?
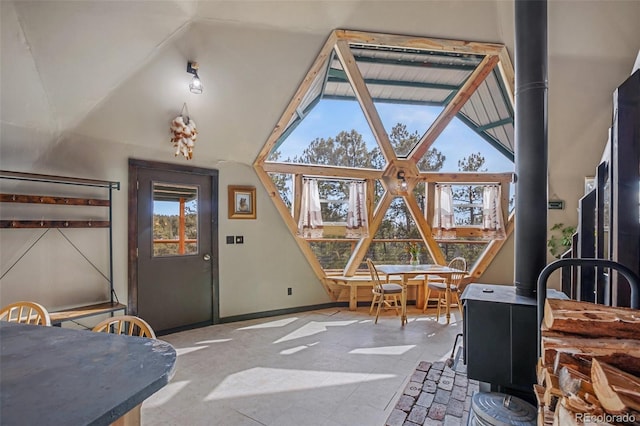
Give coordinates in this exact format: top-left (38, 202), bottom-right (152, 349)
top-left (203, 254), bottom-right (211, 261)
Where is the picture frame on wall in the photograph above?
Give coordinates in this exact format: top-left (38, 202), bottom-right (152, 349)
top-left (228, 185), bottom-right (256, 219)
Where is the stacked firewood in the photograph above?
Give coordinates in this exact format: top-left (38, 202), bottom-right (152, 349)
top-left (535, 298), bottom-right (640, 425)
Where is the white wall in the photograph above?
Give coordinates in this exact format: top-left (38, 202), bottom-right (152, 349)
top-left (2, 1), bottom-right (639, 320)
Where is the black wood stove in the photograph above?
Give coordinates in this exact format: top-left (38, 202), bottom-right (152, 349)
top-left (462, 284), bottom-right (565, 400)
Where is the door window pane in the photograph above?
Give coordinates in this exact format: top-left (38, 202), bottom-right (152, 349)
top-left (152, 182), bottom-right (198, 257)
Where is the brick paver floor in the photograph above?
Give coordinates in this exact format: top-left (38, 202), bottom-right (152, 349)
top-left (385, 360), bottom-right (479, 426)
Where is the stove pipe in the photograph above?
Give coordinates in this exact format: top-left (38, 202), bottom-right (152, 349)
top-left (514, 0), bottom-right (548, 297)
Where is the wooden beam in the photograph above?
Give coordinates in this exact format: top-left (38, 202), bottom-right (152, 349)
top-left (335, 30), bottom-right (506, 56)
top-left (501, 182), bottom-right (511, 227)
top-left (410, 55), bottom-right (500, 162)
top-left (420, 172), bottom-right (514, 183)
top-left (469, 212), bottom-right (514, 278)
top-left (293, 174), bottom-right (302, 224)
top-left (425, 182), bottom-right (436, 231)
top-left (403, 194), bottom-right (446, 265)
top-left (344, 192), bottom-right (394, 275)
top-left (261, 162), bottom-right (382, 179)
top-left (334, 40), bottom-right (396, 162)
top-left (496, 46), bottom-right (515, 107)
top-left (253, 166), bottom-right (331, 295)
top-left (254, 31), bottom-right (338, 166)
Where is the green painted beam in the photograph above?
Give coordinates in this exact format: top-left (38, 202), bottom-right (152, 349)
top-left (322, 95), bottom-right (445, 108)
top-left (349, 55), bottom-right (478, 71)
top-left (492, 69), bottom-right (514, 116)
top-left (477, 117), bottom-right (513, 131)
top-left (327, 72), bottom-right (459, 91)
top-left (456, 113), bottom-right (514, 161)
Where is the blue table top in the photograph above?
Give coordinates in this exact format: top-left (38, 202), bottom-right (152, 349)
top-left (0, 322), bottom-right (176, 426)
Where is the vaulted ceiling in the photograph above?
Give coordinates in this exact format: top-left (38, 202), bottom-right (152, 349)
top-left (1, 1), bottom-right (639, 174)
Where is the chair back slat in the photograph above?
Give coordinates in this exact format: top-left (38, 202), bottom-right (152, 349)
top-left (448, 257), bottom-right (467, 273)
top-left (447, 257), bottom-right (468, 291)
top-left (92, 315), bottom-right (156, 339)
top-left (366, 258), bottom-right (384, 292)
top-left (0, 301), bottom-right (51, 326)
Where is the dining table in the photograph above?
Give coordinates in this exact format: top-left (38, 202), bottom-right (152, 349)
top-left (0, 321), bottom-right (176, 426)
top-left (376, 264), bottom-right (463, 325)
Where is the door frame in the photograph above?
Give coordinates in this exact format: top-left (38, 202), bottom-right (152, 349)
top-left (128, 158), bottom-right (220, 324)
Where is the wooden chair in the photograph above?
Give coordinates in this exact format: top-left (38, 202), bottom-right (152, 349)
top-left (92, 315), bottom-right (156, 338)
top-left (424, 257), bottom-right (468, 323)
top-left (91, 315), bottom-right (155, 426)
top-left (366, 258), bottom-right (404, 324)
top-left (0, 301), bottom-right (51, 326)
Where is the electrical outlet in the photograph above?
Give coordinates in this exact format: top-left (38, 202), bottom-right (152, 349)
top-left (287, 287), bottom-right (292, 295)
top-left (226, 236), bottom-right (235, 244)
top-left (235, 236), bottom-right (244, 244)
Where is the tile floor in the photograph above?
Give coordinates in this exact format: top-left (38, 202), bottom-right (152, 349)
top-left (143, 306), bottom-right (463, 426)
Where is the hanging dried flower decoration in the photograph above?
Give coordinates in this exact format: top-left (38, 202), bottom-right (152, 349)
top-left (170, 103), bottom-right (197, 160)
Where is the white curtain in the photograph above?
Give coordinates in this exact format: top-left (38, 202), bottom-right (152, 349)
top-left (297, 178), bottom-right (324, 238)
top-left (432, 184), bottom-right (456, 239)
top-left (482, 185), bottom-right (506, 240)
top-left (345, 181), bottom-right (368, 238)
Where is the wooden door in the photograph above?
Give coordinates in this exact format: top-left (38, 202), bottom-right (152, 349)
top-left (129, 159), bottom-right (219, 334)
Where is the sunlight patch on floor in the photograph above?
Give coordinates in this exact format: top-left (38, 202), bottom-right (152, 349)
top-left (348, 345), bottom-right (416, 355)
top-left (144, 380), bottom-right (190, 408)
top-left (280, 342), bottom-right (319, 355)
top-left (195, 338), bottom-right (232, 344)
top-left (273, 320), bottom-right (358, 344)
top-left (237, 317), bottom-right (298, 330)
top-left (205, 367), bottom-right (395, 400)
top-left (175, 346), bottom-right (208, 356)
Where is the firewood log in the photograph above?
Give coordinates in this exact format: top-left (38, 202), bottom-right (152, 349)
top-left (534, 384), bottom-right (551, 426)
top-left (544, 370), bottom-right (562, 409)
top-left (559, 366), bottom-right (594, 397)
top-left (544, 299), bottom-right (640, 340)
top-left (554, 351), bottom-right (592, 377)
top-left (591, 359), bottom-right (640, 414)
top-left (542, 332), bottom-right (640, 376)
top-left (538, 358), bottom-right (553, 386)
top-left (553, 403), bottom-right (581, 426)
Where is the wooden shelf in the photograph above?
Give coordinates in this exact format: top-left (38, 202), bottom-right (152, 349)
top-left (0, 220), bottom-right (110, 228)
top-left (49, 302), bottom-right (127, 325)
top-left (1, 170), bottom-right (121, 325)
top-left (0, 193), bottom-right (110, 206)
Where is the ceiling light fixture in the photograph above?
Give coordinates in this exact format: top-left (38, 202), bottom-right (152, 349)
top-left (187, 61), bottom-right (203, 94)
top-left (397, 171), bottom-right (408, 191)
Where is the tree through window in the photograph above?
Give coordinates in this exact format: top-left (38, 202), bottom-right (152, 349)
top-left (256, 30), bottom-right (515, 288)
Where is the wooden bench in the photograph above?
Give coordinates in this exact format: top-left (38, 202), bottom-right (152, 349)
top-left (326, 274), bottom-right (427, 311)
top-left (49, 301), bottom-right (127, 326)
